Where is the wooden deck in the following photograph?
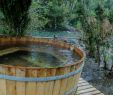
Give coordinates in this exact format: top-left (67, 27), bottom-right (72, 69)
top-left (76, 78), bottom-right (104, 95)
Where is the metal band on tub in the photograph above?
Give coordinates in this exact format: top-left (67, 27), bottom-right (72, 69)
top-left (0, 64), bottom-right (84, 82)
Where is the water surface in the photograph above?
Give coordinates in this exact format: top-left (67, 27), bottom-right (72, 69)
top-left (0, 44), bottom-right (80, 68)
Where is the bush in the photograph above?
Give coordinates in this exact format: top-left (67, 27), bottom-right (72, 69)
top-left (76, 0), bottom-right (112, 65)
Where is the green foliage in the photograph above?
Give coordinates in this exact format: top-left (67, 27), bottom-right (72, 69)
top-left (95, 4), bottom-right (105, 21)
top-left (27, 1), bottom-right (49, 31)
top-left (75, 0), bottom-right (96, 56)
top-left (0, 0), bottom-right (32, 36)
top-left (108, 9), bottom-right (113, 24)
top-left (29, 0), bottom-right (77, 30)
top-left (76, 0), bottom-right (112, 63)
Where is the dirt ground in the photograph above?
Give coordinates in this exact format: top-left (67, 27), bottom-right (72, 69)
top-left (81, 58), bottom-right (113, 95)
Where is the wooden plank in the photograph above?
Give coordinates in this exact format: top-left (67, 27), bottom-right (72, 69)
top-left (79, 78), bottom-right (85, 81)
top-left (59, 67), bottom-right (70, 95)
top-left (78, 81), bottom-right (86, 84)
top-left (0, 67), bottom-right (6, 95)
top-left (6, 67), bottom-right (16, 95)
top-left (16, 68), bottom-right (26, 95)
top-left (77, 85), bottom-right (93, 91)
top-left (77, 87), bottom-right (97, 94)
top-left (44, 69), bottom-right (56, 95)
top-left (65, 68), bottom-right (71, 92)
top-left (67, 66), bottom-right (76, 90)
top-left (44, 81), bottom-right (54, 95)
top-left (52, 68), bottom-right (65, 95)
top-left (79, 79), bottom-right (88, 84)
top-left (77, 90), bottom-right (101, 95)
top-left (36, 69), bottom-right (47, 95)
top-left (26, 69), bottom-right (37, 95)
top-left (78, 82), bottom-right (90, 87)
top-left (73, 64), bottom-right (82, 87)
top-left (52, 80), bottom-right (61, 95)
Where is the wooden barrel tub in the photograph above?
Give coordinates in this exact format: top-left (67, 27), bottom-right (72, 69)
top-left (0, 37), bottom-right (85, 95)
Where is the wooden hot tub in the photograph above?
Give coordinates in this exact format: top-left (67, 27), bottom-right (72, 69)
top-left (0, 37), bottom-right (85, 95)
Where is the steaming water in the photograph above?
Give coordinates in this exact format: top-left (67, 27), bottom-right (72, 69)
top-left (0, 44), bottom-right (80, 68)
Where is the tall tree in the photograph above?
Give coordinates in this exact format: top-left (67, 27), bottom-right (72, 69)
top-left (0, 0), bottom-right (32, 36)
